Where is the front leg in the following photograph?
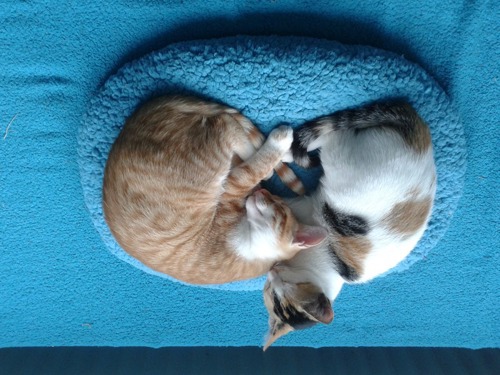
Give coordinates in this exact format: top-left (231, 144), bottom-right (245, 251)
top-left (224, 126), bottom-right (293, 197)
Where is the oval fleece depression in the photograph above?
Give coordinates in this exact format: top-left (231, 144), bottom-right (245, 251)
top-left (78, 36), bottom-right (466, 291)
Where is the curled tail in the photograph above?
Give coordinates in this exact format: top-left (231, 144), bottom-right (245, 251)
top-left (273, 162), bottom-right (306, 195)
top-left (292, 101), bottom-right (431, 168)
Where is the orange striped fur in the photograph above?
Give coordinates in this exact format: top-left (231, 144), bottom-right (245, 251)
top-left (103, 95), bottom-right (324, 284)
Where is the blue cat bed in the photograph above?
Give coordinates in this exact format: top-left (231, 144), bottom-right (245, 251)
top-left (79, 36), bottom-right (465, 291)
top-left (2, 0), bottom-right (498, 349)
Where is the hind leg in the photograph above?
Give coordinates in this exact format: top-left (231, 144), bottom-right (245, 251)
top-left (228, 114), bottom-right (306, 194)
top-left (221, 113), bottom-right (262, 161)
top-left (227, 113), bottom-right (279, 180)
top-left (224, 126), bottom-right (294, 198)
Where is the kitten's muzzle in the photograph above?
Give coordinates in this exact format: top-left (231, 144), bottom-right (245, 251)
top-left (250, 189), bottom-right (272, 213)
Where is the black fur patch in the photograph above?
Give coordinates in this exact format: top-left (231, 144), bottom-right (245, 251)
top-left (328, 244), bottom-right (360, 282)
top-left (291, 132), bottom-right (309, 164)
top-left (272, 292), bottom-right (316, 330)
top-left (307, 153), bottom-right (321, 167)
top-left (322, 204), bottom-right (369, 236)
top-left (298, 121), bottom-right (321, 145)
top-left (327, 102), bottom-right (425, 148)
top-left (291, 126), bottom-right (321, 168)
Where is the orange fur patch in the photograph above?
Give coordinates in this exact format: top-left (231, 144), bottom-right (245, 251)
top-left (407, 117), bottom-right (432, 153)
top-left (103, 95), bottom-right (306, 285)
top-left (274, 162), bottom-right (306, 195)
top-left (333, 236), bottom-right (372, 275)
top-left (384, 198), bottom-right (432, 236)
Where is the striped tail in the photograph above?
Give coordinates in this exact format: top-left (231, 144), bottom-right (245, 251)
top-left (292, 101), bottom-right (427, 168)
top-left (230, 112), bottom-right (306, 196)
top-left (273, 162), bottom-right (306, 195)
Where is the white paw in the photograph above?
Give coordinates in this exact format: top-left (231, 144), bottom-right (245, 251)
top-left (263, 171), bottom-right (274, 180)
top-left (268, 125), bottom-right (293, 153)
top-left (281, 149), bottom-right (294, 163)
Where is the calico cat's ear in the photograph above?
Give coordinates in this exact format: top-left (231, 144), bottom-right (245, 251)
top-left (293, 225), bottom-right (328, 248)
top-left (263, 319), bottom-right (293, 351)
top-left (304, 292), bottom-right (334, 324)
top-left (295, 283), bottom-right (334, 324)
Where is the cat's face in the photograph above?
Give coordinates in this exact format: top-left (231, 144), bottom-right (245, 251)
top-left (262, 268), bottom-right (334, 350)
top-left (246, 189), bottom-right (328, 258)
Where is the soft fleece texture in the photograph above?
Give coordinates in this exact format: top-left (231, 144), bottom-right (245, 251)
top-left (1, 1), bottom-right (498, 348)
top-left (78, 36), bottom-right (465, 291)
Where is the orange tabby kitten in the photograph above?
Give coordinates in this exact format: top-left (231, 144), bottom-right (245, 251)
top-left (103, 96), bottom-right (327, 284)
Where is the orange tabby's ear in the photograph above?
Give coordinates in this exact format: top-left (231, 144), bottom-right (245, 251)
top-left (293, 225), bottom-right (328, 248)
top-left (263, 319), bottom-right (293, 351)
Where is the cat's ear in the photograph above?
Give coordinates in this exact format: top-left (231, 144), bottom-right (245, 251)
top-left (293, 225), bottom-right (328, 249)
top-left (263, 319), bottom-right (293, 351)
top-left (304, 291), bottom-right (334, 324)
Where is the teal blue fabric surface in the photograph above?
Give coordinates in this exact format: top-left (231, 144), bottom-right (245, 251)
top-left (78, 36), bottom-right (465, 291)
top-left (1, 1), bottom-right (498, 348)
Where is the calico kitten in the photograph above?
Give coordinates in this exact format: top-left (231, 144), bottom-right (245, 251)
top-left (262, 101), bottom-right (437, 349)
top-left (103, 95), bottom-right (327, 285)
